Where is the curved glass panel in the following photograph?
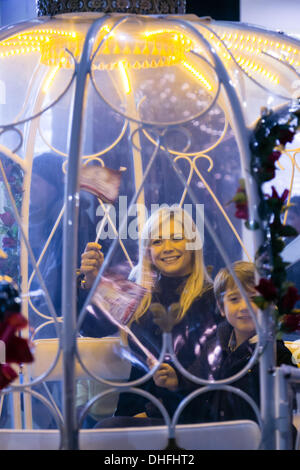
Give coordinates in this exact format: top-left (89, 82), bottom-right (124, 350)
top-left (90, 17), bottom-right (219, 126)
top-left (0, 18), bottom-right (85, 128)
top-left (203, 21), bottom-right (300, 126)
top-left (76, 83), bottom-right (260, 429)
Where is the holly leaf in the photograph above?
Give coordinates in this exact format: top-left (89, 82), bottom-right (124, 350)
top-left (253, 295), bottom-right (269, 310)
top-left (11, 226), bottom-right (18, 238)
top-left (278, 225), bottom-right (298, 237)
top-left (232, 192), bottom-right (247, 204)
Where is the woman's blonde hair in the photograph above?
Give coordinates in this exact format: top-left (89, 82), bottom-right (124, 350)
top-left (128, 205), bottom-right (211, 325)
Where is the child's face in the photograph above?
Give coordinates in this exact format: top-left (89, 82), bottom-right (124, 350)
top-left (149, 218), bottom-right (193, 277)
top-left (222, 286), bottom-right (258, 339)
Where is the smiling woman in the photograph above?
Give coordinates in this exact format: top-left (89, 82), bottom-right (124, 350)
top-left (149, 217), bottom-right (193, 278)
top-left (130, 206), bottom-right (208, 325)
top-left (89, 205), bottom-right (219, 426)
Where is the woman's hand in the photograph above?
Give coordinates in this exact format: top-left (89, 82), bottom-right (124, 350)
top-left (80, 242), bottom-right (104, 289)
top-left (151, 362), bottom-right (179, 391)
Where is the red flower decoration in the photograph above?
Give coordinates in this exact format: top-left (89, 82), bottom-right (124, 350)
top-left (0, 211), bottom-right (15, 228)
top-left (251, 110), bottom-right (300, 334)
top-left (282, 314), bottom-right (300, 332)
top-left (281, 286), bottom-right (300, 313)
top-left (270, 186), bottom-right (289, 203)
top-left (2, 237), bottom-right (17, 249)
top-left (235, 203), bottom-right (249, 220)
top-left (255, 278), bottom-right (278, 301)
top-left (0, 313), bottom-right (33, 362)
top-left (230, 179), bottom-right (249, 220)
top-left (259, 166), bottom-right (276, 181)
top-left (0, 313), bottom-right (33, 389)
top-left (278, 129), bottom-right (295, 145)
top-left (267, 150), bottom-right (281, 164)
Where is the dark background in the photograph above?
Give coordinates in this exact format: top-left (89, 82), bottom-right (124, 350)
top-left (186, 0), bottom-right (240, 21)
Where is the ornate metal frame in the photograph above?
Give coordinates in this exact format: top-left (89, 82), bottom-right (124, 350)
top-left (0, 12), bottom-right (300, 451)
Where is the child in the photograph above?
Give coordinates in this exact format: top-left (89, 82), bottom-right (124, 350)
top-left (157, 261), bottom-right (296, 424)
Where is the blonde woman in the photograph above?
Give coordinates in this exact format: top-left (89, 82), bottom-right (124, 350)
top-left (110, 206), bottom-right (218, 423)
top-left (81, 206), bottom-right (218, 425)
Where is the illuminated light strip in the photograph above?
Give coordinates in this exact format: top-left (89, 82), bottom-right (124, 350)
top-left (144, 29), bottom-right (183, 37)
top-left (236, 57), bottom-right (279, 85)
top-left (181, 60), bottom-right (212, 91)
top-left (0, 29), bottom-right (81, 66)
top-left (97, 39), bottom-right (188, 59)
top-left (237, 59), bottom-right (279, 84)
top-left (143, 30), bottom-right (193, 50)
top-left (221, 33), bottom-right (300, 68)
top-left (0, 27), bottom-right (191, 67)
top-left (1, 41), bottom-right (41, 47)
top-left (0, 25), bottom-right (192, 60)
top-left (118, 60), bottom-right (131, 94)
top-left (0, 29), bottom-right (79, 57)
top-left (94, 53), bottom-right (181, 70)
top-left (0, 29), bottom-right (78, 45)
top-left (224, 47), bottom-right (280, 84)
top-left (0, 46), bottom-right (41, 57)
top-left (42, 64), bottom-right (60, 93)
top-left (220, 29), bottom-right (299, 52)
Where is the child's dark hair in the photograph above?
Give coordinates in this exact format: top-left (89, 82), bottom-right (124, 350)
top-left (214, 261), bottom-right (255, 311)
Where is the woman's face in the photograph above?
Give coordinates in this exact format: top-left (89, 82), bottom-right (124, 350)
top-left (149, 218), bottom-right (193, 277)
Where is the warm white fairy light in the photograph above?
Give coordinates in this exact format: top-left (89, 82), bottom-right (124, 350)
top-left (181, 60), bottom-right (212, 91)
top-left (118, 60), bottom-right (131, 94)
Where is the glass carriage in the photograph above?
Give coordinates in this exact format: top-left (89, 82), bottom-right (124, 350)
top-left (0, 1), bottom-right (299, 450)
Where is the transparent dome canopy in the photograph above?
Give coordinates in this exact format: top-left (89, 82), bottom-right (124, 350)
top-left (0, 12), bottom-right (299, 449)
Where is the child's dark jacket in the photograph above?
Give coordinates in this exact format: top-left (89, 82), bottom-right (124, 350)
top-left (180, 321), bottom-right (295, 423)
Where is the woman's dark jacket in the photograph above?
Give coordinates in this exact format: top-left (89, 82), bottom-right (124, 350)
top-left (179, 321), bottom-right (296, 424)
top-left (115, 274), bottom-right (218, 419)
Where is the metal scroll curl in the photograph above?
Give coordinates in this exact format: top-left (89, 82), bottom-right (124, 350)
top-left (0, 49), bottom-right (76, 130)
top-left (193, 22), bottom-right (297, 103)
